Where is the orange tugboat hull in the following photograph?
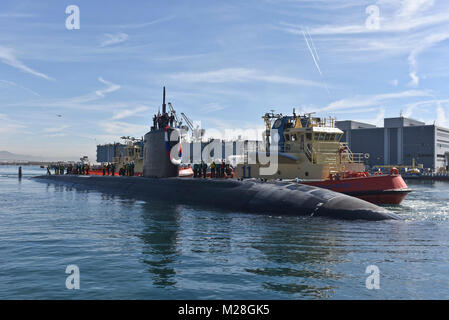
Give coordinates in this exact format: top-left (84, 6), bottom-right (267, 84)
top-left (302, 174), bottom-right (411, 205)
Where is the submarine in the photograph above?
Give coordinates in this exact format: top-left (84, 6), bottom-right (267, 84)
top-left (33, 87), bottom-right (400, 221)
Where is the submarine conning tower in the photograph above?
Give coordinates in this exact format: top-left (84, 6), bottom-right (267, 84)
top-left (143, 87), bottom-right (181, 178)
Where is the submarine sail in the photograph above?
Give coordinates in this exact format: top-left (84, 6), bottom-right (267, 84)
top-left (143, 87), bottom-right (180, 178)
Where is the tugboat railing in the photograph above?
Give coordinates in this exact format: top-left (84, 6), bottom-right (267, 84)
top-left (339, 142), bottom-right (364, 164)
top-left (305, 142), bottom-right (365, 165)
top-left (305, 144), bottom-right (313, 162)
top-left (348, 152), bottom-right (365, 164)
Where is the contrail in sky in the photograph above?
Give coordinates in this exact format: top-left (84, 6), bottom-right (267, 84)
top-left (302, 27), bottom-right (331, 96)
top-left (306, 27), bottom-right (320, 62)
top-left (302, 29), bottom-right (322, 75)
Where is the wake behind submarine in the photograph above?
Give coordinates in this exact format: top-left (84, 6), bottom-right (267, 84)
top-left (33, 88), bottom-right (400, 221)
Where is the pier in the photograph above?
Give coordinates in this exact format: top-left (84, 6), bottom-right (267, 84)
top-left (403, 172), bottom-right (449, 181)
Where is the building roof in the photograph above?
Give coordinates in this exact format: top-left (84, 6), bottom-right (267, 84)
top-left (384, 117), bottom-right (425, 128)
top-left (336, 117), bottom-right (428, 130)
top-left (335, 120), bottom-right (376, 130)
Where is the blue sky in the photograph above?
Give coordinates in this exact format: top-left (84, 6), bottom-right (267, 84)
top-left (1, 0), bottom-right (449, 160)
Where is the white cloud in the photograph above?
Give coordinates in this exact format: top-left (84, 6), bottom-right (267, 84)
top-left (374, 107), bottom-right (386, 127)
top-left (0, 13), bottom-right (36, 18)
top-left (436, 101), bottom-right (448, 126)
top-left (408, 71), bottom-right (419, 86)
top-left (43, 125), bottom-right (69, 133)
top-left (100, 121), bottom-right (147, 137)
top-left (0, 114), bottom-right (26, 134)
top-left (282, 1), bottom-right (443, 36)
top-left (401, 99), bottom-right (449, 119)
top-left (407, 31), bottom-right (449, 86)
top-left (111, 106), bottom-right (150, 120)
top-left (0, 46), bottom-right (53, 80)
top-left (350, 107), bottom-right (386, 127)
top-left (323, 90), bottom-right (431, 111)
top-left (0, 123), bottom-right (25, 134)
top-left (114, 15), bottom-right (176, 29)
top-left (389, 79), bottom-right (399, 86)
top-left (2, 77), bottom-right (122, 112)
top-left (100, 32), bottom-right (129, 47)
top-left (0, 79), bottom-right (40, 96)
top-left (201, 103), bottom-right (228, 114)
top-left (170, 68), bottom-right (324, 87)
top-left (96, 77), bottom-right (121, 97)
top-left (331, 107), bottom-right (379, 114)
top-left (397, 0), bottom-right (435, 18)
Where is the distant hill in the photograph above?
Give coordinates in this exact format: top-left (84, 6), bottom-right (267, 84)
top-left (0, 150), bottom-right (46, 161)
top-left (0, 150), bottom-right (81, 162)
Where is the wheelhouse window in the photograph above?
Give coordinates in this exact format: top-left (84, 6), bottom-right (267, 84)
top-left (273, 119), bottom-right (282, 129)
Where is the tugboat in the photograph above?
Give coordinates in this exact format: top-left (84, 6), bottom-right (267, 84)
top-left (235, 111), bottom-right (411, 205)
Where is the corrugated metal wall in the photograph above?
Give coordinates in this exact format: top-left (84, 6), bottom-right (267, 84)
top-left (347, 128), bottom-right (384, 167)
top-left (96, 143), bottom-right (126, 163)
top-left (403, 126), bottom-right (435, 169)
top-left (342, 125), bottom-right (439, 168)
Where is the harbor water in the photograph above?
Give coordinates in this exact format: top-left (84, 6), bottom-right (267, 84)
top-left (1, 165), bottom-right (448, 299)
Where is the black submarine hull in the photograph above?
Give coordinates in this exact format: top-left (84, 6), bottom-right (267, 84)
top-left (33, 175), bottom-right (400, 221)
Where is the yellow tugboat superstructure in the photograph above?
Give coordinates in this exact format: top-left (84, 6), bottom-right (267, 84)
top-left (113, 136), bottom-right (144, 176)
top-left (236, 112), bottom-right (365, 180)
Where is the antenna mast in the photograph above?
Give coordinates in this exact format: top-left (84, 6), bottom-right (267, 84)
top-left (162, 86), bottom-right (166, 114)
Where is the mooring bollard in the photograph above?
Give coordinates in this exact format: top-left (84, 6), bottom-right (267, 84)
top-left (18, 166), bottom-right (22, 179)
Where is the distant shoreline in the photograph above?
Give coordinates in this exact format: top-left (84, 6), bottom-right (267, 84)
top-left (1, 161), bottom-right (59, 166)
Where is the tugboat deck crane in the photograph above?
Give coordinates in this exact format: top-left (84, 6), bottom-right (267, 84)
top-left (167, 102), bottom-right (181, 127)
top-left (180, 112), bottom-right (205, 142)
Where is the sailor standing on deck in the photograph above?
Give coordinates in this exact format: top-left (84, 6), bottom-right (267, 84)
top-left (156, 112), bottom-right (161, 129)
top-left (153, 115), bottom-right (157, 129)
top-left (210, 161), bottom-right (216, 178)
top-left (169, 112), bottom-right (174, 127)
top-left (220, 160), bottom-right (225, 178)
top-left (193, 163), bottom-right (198, 178)
top-left (201, 161), bottom-right (207, 178)
top-left (225, 163), bottom-right (231, 177)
